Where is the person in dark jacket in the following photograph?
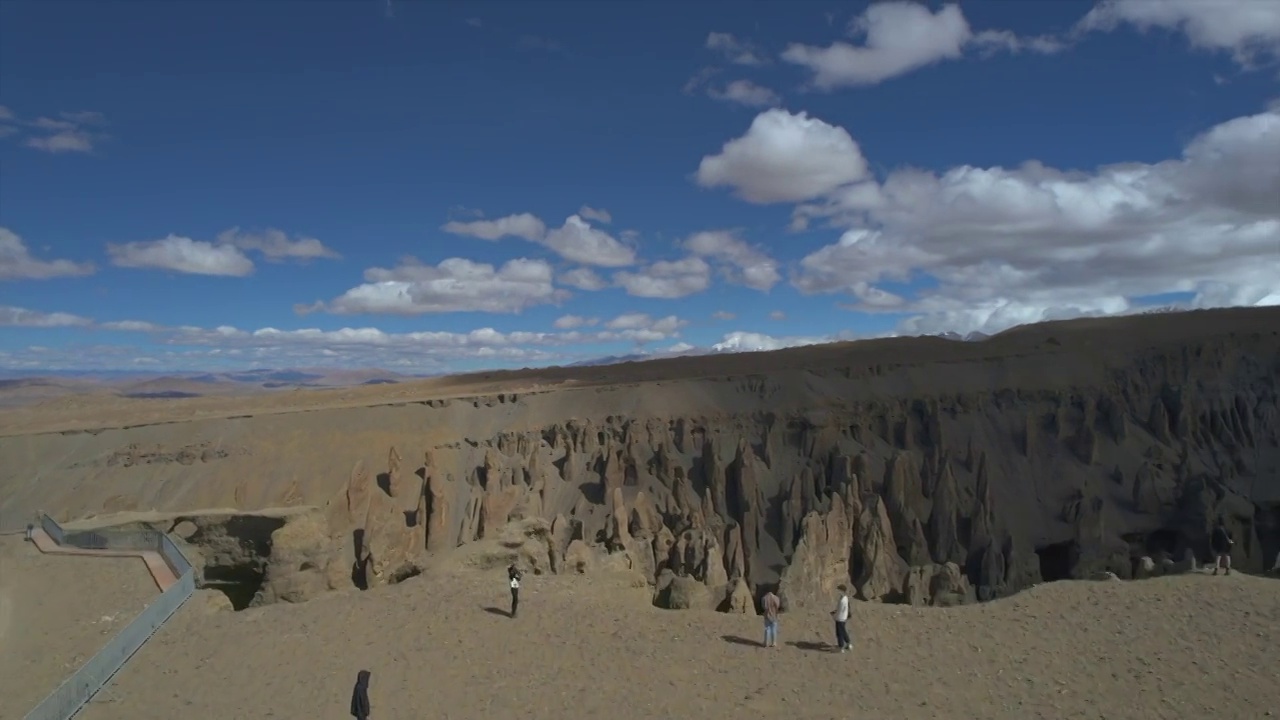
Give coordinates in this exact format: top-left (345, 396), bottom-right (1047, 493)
top-left (508, 563), bottom-right (523, 618)
top-left (350, 670), bottom-right (371, 720)
top-left (1211, 521), bottom-right (1234, 576)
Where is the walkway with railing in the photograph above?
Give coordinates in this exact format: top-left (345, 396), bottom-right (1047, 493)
top-left (21, 514), bottom-right (196, 720)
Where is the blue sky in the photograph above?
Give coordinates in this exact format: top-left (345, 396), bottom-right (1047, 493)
top-left (1, 0), bottom-right (1278, 374)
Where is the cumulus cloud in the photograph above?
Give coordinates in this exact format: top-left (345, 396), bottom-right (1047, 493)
top-left (597, 313), bottom-right (688, 343)
top-left (442, 213), bottom-right (547, 242)
top-left (577, 206), bottom-right (613, 224)
top-left (0, 228), bottom-right (95, 280)
top-left (782, 1), bottom-right (1063, 90)
top-left (712, 330), bottom-right (835, 352)
top-left (1077, 0), bottom-right (1280, 66)
top-left (0, 305), bottom-right (696, 372)
top-left (707, 80), bottom-right (782, 108)
top-left (0, 305), bottom-right (93, 327)
top-left (108, 235), bottom-right (256, 276)
top-left (542, 215), bottom-right (636, 266)
top-left (442, 213), bottom-right (634, 267)
top-left (215, 228), bottom-right (341, 261)
top-left (683, 230), bottom-right (781, 291)
top-left (558, 267), bottom-right (608, 291)
top-left (107, 228), bottom-right (339, 275)
top-left (99, 319), bottom-right (164, 332)
top-left (706, 32), bottom-right (768, 66)
top-left (553, 314), bottom-right (598, 329)
top-left (320, 256), bottom-right (569, 315)
top-left (12, 109), bottom-right (110, 153)
top-left (740, 102), bottom-right (1280, 336)
top-left (695, 109), bottom-right (870, 204)
top-left (613, 257), bottom-right (712, 298)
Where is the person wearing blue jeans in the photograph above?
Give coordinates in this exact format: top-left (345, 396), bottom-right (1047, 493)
top-left (761, 590), bottom-right (781, 648)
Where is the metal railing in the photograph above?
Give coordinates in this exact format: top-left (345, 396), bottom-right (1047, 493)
top-left (23, 514), bottom-right (196, 720)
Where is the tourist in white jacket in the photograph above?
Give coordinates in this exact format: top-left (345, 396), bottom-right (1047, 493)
top-left (831, 585), bottom-right (852, 653)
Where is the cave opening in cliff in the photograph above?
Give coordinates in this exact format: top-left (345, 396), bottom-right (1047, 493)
top-left (169, 514), bottom-right (288, 611)
top-left (202, 564), bottom-right (267, 611)
top-left (1035, 541), bottom-right (1079, 582)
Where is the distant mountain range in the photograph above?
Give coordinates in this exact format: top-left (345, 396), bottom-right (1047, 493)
top-left (935, 331), bottom-right (991, 342)
top-left (0, 324), bottom-right (1035, 407)
top-left (0, 367), bottom-right (428, 408)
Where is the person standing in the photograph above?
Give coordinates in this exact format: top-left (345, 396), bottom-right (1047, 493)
top-left (508, 563), bottom-right (523, 618)
top-left (1211, 521), bottom-right (1234, 576)
top-left (831, 585), bottom-right (851, 653)
top-left (350, 670), bottom-right (371, 720)
top-left (761, 589), bottom-right (781, 648)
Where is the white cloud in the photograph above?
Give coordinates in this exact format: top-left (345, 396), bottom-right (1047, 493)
top-left (216, 228), bottom-right (341, 261)
top-left (0, 228), bottom-right (95, 280)
top-left (108, 235), bottom-right (256, 277)
top-left (782, 102), bottom-right (1280, 336)
top-left (558, 267), bottom-right (608, 291)
top-left (769, 310), bottom-right (787, 320)
top-left (596, 313), bottom-right (688, 343)
top-left (684, 230), bottom-right (781, 291)
top-left (321, 256), bottom-right (569, 315)
top-left (712, 331), bottom-right (834, 352)
top-left (706, 32), bottom-right (768, 66)
top-left (1077, 0), bottom-right (1280, 66)
top-left (613, 257), bottom-right (712, 298)
top-left (25, 130), bottom-right (95, 154)
top-left (553, 314), bottom-right (598, 329)
top-left (707, 80), bottom-right (782, 108)
top-left (695, 108), bottom-right (870, 204)
top-left (0, 106), bottom-right (12, 121)
top-left (441, 213), bottom-right (547, 242)
top-left (782, 1), bottom-right (1063, 90)
top-left (542, 215), bottom-right (636, 267)
top-left (0, 305), bottom-right (92, 328)
top-left (0, 306), bottom-right (697, 372)
top-left (442, 213), bottom-right (634, 267)
top-left (17, 110), bottom-right (107, 153)
top-left (712, 310), bottom-right (737, 321)
top-left (577, 206), bottom-right (613, 224)
top-left (100, 320), bottom-right (163, 332)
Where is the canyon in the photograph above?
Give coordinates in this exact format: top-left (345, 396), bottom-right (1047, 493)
top-left (2, 306), bottom-right (1278, 613)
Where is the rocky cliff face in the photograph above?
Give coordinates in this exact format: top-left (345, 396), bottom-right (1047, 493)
top-left (245, 327), bottom-right (1280, 611)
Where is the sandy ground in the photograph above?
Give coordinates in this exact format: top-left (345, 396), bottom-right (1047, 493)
top-left (0, 536), bottom-right (159, 719)
top-left (68, 569), bottom-right (1280, 720)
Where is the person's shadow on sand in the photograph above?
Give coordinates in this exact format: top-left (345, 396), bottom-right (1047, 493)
top-left (482, 606), bottom-right (511, 618)
top-left (720, 635), bottom-right (831, 652)
top-left (787, 640), bottom-right (831, 652)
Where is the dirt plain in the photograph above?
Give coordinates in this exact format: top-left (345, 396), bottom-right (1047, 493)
top-left (75, 566), bottom-right (1280, 720)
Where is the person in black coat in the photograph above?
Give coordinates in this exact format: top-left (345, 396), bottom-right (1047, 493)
top-left (350, 670), bottom-right (371, 720)
top-left (1211, 521), bottom-right (1234, 576)
top-left (508, 563), bottom-right (523, 618)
